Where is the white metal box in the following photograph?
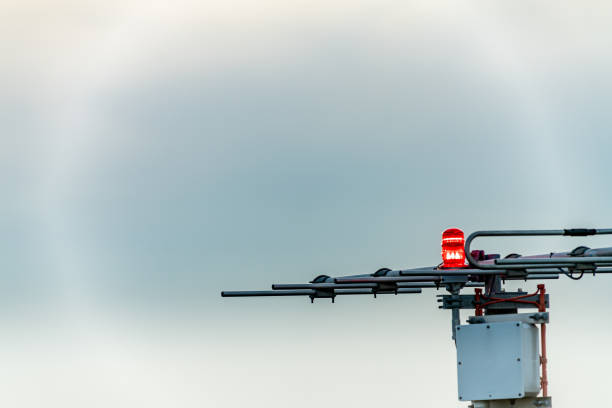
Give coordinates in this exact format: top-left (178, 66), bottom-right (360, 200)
top-left (455, 321), bottom-right (540, 401)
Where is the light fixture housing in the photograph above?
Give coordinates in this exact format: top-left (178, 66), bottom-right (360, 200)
top-left (441, 228), bottom-right (466, 268)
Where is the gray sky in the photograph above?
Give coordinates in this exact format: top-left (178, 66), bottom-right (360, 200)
top-left (2, 1), bottom-right (612, 407)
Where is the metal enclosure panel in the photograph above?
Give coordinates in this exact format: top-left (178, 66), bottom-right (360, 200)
top-left (456, 321), bottom-right (540, 401)
top-left (521, 323), bottom-right (540, 396)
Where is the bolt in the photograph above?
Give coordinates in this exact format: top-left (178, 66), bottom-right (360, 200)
top-left (516, 323), bottom-right (520, 327)
top-left (518, 393), bottom-right (522, 397)
top-left (458, 361), bottom-right (462, 365)
top-left (517, 358), bottom-right (521, 362)
top-left (486, 325), bottom-right (490, 329)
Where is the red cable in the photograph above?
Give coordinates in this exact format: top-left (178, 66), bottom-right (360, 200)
top-left (479, 287), bottom-right (542, 309)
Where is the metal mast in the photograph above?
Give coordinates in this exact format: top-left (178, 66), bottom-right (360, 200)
top-left (222, 227), bottom-right (612, 407)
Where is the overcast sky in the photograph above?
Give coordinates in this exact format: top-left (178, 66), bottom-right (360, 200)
top-left (2, 1), bottom-right (612, 407)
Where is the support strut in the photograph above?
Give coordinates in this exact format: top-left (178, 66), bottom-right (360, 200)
top-left (538, 284), bottom-right (549, 398)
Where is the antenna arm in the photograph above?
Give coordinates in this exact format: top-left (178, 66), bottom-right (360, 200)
top-left (465, 228), bottom-right (612, 269)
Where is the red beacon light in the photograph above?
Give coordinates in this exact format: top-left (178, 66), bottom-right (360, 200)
top-left (441, 228), bottom-right (467, 268)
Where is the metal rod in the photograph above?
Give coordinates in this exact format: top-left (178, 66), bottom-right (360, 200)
top-left (338, 268), bottom-right (612, 284)
top-left (538, 284), bottom-right (549, 397)
top-left (541, 322), bottom-right (548, 396)
top-left (504, 274), bottom-right (559, 280)
top-left (221, 287), bottom-right (423, 298)
top-left (396, 288), bottom-right (422, 294)
top-left (397, 282), bottom-right (484, 288)
top-left (272, 283), bottom-right (378, 290)
top-left (525, 268), bottom-right (612, 274)
top-left (400, 269), bottom-right (499, 276)
top-left (586, 247), bottom-right (612, 256)
top-left (221, 290), bottom-right (316, 297)
top-left (497, 257), bottom-right (612, 265)
top-left (451, 309), bottom-right (460, 341)
top-left (465, 228), bottom-right (612, 269)
top-left (333, 289), bottom-right (373, 295)
top-left (335, 276), bottom-right (441, 283)
top-left (500, 263), bottom-right (580, 269)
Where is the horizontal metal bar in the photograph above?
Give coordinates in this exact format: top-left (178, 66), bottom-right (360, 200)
top-left (524, 268), bottom-right (612, 274)
top-left (399, 269), bottom-right (442, 276)
top-left (502, 268), bottom-right (612, 275)
top-left (337, 267), bottom-right (612, 284)
top-left (397, 282), bottom-right (484, 288)
top-left (586, 247), bottom-right (612, 256)
top-left (397, 267), bottom-right (439, 274)
top-left (465, 228), bottom-right (612, 269)
top-left (479, 259), bottom-right (612, 270)
top-left (373, 288), bottom-right (423, 294)
top-left (564, 228), bottom-right (610, 236)
top-left (397, 288), bottom-right (422, 294)
top-left (221, 287), bottom-right (423, 298)
top-left (221, 290), bottom-right (315, 297)
top-left (497, 257), bottom-right (612, 265)
top-left (272, 282), bottom-right (482, 289)
top-left (576, 267), bottom-right (612, 273)
top-left (469, 228), bottom-right (612, 238)
top-left (500, 263), bottom-right (579, 269)
top-left (272, 283), bottom-right (378, 290)
top-left (335, 276), bottom-right (441, 283)
top-left (333, 289), bottom-right (373, 295)
top-left (397, 282), bottom-right (439, 288)
top-left (399, 282), bottom-right (483, 288)
top-left (504, 274), bottom-right (559, 280)
top-left (318, 288), bottom-right (422, 296)
top-left (400, 269), bottom-right (504, 276)
top-left (503, 263), bottom-right (612, 269)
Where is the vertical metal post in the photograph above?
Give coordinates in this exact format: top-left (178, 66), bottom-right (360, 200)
top-left (452, 308), bottom-right (460, 341)
top-left (447, 283), bottom-right (463, 341)
top-left (538, 284), bottom-right (549, 397)
top-left (475, 288), bottom-right (483, 316)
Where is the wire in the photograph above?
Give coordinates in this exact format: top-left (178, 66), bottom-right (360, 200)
top-left (479, 287), bottom-right (544, 309)
top-left (559, 268), bottom-right (584, 280)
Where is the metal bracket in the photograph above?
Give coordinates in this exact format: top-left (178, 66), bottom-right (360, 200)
top-left (467, 312), bottom-right (549, 325)
top-left (438, 292), bottom-right (549, 311)
top-left (470, 396), bottom-right (552, 408)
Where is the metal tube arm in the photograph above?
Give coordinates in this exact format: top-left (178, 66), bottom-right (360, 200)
top-left (465, 228), bottom-right (612, 269)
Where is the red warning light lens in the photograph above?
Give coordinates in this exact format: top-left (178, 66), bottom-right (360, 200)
top-left (441, 228), bottom-right (466, 268)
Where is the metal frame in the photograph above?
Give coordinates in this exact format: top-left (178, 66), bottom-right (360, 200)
top-left (221, 227), bottom-right (612, 407)
top-left (465, 228), bottom-right (612, 271)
